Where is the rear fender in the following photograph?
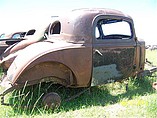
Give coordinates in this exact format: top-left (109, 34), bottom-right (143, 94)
top-left (15, 61), bottom-right (76, 87)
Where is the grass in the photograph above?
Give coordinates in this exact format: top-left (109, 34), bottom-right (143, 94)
top-left (0, 50), bottom-right (157, 118)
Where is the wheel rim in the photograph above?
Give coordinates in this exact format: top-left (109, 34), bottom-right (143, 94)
top-left (42, 92), bottom-right (61, 109)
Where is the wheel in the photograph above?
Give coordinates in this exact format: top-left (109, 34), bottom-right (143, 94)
top-left (152, 82), bottom-right (157, 90)
top-left (42, 92), bottom-right (61, 109)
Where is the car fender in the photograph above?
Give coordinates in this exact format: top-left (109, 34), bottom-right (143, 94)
top-left (6, 41), bottom-right (92, 88)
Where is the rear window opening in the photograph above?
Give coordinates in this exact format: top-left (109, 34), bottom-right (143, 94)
top-left (49, 21), bottom-right (61, 35)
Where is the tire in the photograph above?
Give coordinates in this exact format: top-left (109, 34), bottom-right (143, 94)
top-left (42, 92), bottom-right (61, 109)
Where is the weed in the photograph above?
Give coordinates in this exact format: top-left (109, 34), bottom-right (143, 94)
top-left (0, 50), bottom-right (156, 117)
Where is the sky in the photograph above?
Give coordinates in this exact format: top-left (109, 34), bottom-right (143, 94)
top-left (0, 0), bottom-right (156, 44)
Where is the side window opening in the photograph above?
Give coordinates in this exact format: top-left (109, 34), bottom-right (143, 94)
top-left (26, 29), bottom-right (36, 36)
top-left (49, 21), bottom-right (61, 35)
top-left (95, 19), bottom-right (132, 40)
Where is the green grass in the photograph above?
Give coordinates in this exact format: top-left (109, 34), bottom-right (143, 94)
top-left (146, 49), bottom-right (157, 65)
top-left (0, 50), bottom-right (157, 118)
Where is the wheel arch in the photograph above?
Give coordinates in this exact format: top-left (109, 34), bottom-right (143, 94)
top-left (15, 61), bottom-right (77, 87)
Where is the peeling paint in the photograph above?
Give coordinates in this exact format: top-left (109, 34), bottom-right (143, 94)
top-left (91, 64), bottom-right (122, 86)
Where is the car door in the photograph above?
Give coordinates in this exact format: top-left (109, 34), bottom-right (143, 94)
top-left (91, 15), bottom-right (137, 86)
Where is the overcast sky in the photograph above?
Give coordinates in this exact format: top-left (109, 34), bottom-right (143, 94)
top-left (0, 0), bottom-right (156, 44)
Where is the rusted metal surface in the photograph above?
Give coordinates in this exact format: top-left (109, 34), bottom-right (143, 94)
top-left (0, 8), bottom-right (146, 103)
top-left (42, 92), bottom-right (61, 109)
top-left (59, 8), bottom-right (132, 44)
top-left (92, 48), bottom-right (136, 86)
top-left (0, 24), bottom-right (50, 71)
top-left (4, 41), bottom-right (92, 88)
top-left (0, 45), bottom-right (9, 57)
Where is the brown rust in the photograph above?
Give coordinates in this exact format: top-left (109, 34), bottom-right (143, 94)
top-left (16, 62), bottom-right (73, 86)
top-left (15, 46), bottom-right (92, 87)
top-left (0, 8), bottom-right (145, 99)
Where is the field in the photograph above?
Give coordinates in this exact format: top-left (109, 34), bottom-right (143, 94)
top-left (0, 50), bottom-right (157, 118)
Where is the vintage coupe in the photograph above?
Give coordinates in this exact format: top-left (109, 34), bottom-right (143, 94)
top-left (0, 8), bottom-right (145, 107)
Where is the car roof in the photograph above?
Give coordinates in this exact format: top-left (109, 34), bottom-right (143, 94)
top-left (71, 8), bottom-right (131, 17)
top-left (57, 8), bottom-right (132, 43)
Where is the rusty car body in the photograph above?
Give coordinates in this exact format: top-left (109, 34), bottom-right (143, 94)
top-left (0, 31), bottom-right (26, 56)
top-left (0, 8), bottom-right (145, 106)
top-left (0, 23), bottom-right (52, 71)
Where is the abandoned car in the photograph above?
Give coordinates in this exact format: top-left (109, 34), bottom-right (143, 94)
top-left (0, 23), bottom-right (51, 71)
top-left (0, 8), bottom-right (145, 107)
top-left (0, 31), bottom-right (27, 55)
